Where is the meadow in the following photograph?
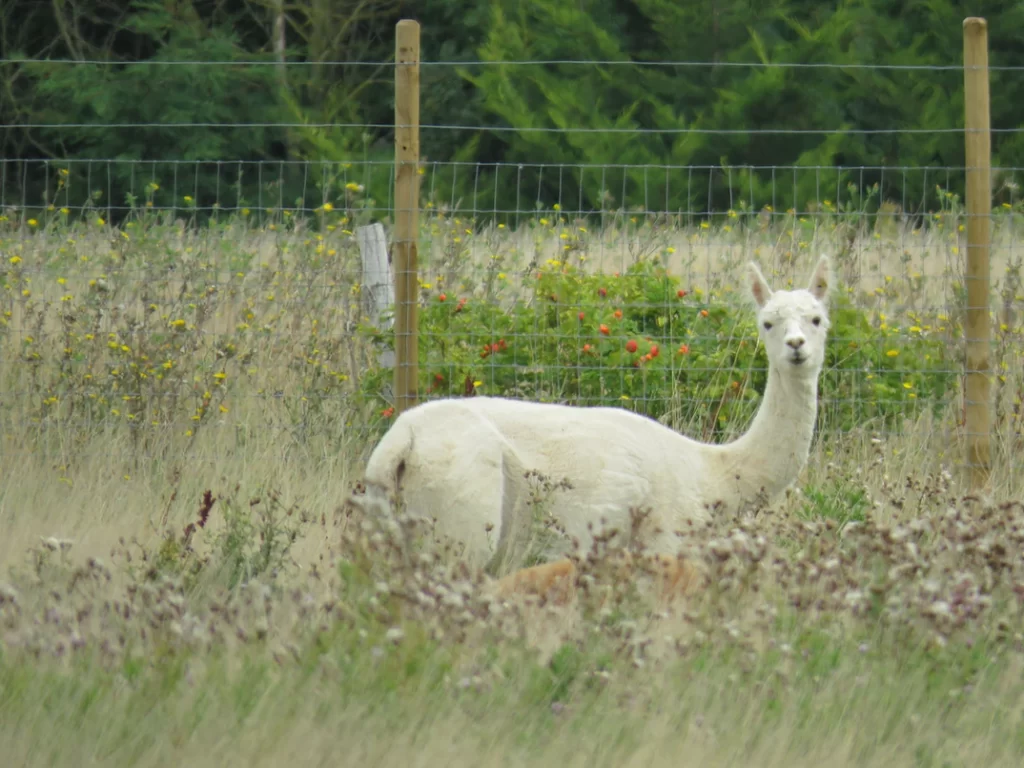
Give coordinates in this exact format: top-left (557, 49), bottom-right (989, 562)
top-left (3, 187), bottom-right (1024, 767)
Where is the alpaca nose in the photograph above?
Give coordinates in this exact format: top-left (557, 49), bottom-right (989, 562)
top-left (786, 336), bottom-right (805, 350)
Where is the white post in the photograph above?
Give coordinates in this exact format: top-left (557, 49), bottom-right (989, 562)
top-left (357, 222), bottom-right (396, 370)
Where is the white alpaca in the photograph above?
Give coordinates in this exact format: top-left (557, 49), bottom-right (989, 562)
top-left (351, 256), bottom-right (832, 596)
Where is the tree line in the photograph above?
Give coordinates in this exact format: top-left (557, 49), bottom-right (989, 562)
top-left (2, 0), bottom-right (1022, 221)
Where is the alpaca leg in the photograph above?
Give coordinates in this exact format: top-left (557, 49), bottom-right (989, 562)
top-left (482, 450), bottom-right (533, 578)
top-left (399, 437), bottom-right (509, 569)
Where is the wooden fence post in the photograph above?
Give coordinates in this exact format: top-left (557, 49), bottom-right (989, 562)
top-left (963, 17), bottom-right (992, 491)
top-left (393, 19), bottom-right (421, 414)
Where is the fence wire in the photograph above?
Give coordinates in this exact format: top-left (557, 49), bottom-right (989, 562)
top-left (0, 57), bottom-right (1020, 486)
top-left (2, 158), bottom-right (1018, 469)
top-left (5, 57), bottom-right (1024, 71)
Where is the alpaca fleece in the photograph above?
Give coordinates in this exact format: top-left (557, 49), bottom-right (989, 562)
top-left (353, 256), bottom-right (833, 577)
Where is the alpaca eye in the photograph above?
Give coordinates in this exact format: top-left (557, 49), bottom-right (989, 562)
top-left (812, 317), bottom-right (821, 327)
top-left (763, 321), bottom-right (773, 331)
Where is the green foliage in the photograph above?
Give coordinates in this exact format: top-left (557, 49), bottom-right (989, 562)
top-left (212, 489), bottom-right (303, 590)
top-left (360, 253), bottom-right (957, 439)
top-left (452, 0), bottom-right (1024, 218)
top-left (528, 642), bottom-right (585, 706)
top-left (10, 2), bottom-right (289, 216)
top-left (5, 0), bottom-right (1024, 225)
top-left (116, 485), bottom-right (303, 592)
top-left (5, 1), bottom-right (1024, 213)
top-left (798, 480), bottom-right (870, 527)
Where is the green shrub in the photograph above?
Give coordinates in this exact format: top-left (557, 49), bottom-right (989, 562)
top-left (360, 257), bottom-right (956, 438)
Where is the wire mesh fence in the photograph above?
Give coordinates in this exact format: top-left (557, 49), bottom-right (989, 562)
top-left (0, 45), bottom-right (1019, 486)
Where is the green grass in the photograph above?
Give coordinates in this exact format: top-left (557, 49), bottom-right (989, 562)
top-left (3, 596), bottom-right (1023, 767)
top-left (798, 480), bottom-right (871, 527)
top-left (3, 199), bottom-right (1024, 766)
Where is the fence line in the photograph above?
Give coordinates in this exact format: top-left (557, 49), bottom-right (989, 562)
top-left (0, 160), bottom-right (1001, 420)
top-left (1, 158), bottom-right (1017, 215)
top-left (963, 18), bottom-right (993, 489)
top-left (0, 17), bottom-right (1012, 492)
top-left (5, 123), bottom-right (1020, 136)
top-left (3, 58), bottom-right (1022, 72)
top-left (393, 19), bottom-right (421, 414)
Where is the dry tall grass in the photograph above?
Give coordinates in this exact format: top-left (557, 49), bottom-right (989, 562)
top-left (3, 204), bottom-right (1024, 766)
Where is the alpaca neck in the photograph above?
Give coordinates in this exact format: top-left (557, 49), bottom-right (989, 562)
top-left (717, 365), bottom-right (820, 504)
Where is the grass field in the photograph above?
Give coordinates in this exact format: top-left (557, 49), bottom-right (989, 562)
top-left (3, 198), bottom-right (1024, 766)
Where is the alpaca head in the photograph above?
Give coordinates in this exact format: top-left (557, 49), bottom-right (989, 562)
top-left (748, 255), bottom-right (832, 377)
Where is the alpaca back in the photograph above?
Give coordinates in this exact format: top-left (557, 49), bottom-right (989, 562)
top-left (400, 396), bottom-right (704, 484)
top-left (370, 397), bottom-right (711, 562)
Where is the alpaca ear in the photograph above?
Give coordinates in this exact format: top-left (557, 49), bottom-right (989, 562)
top-left (807, 255), bottom-right (832, 303)
top-left (748, 262), bottom-right (773, 308)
